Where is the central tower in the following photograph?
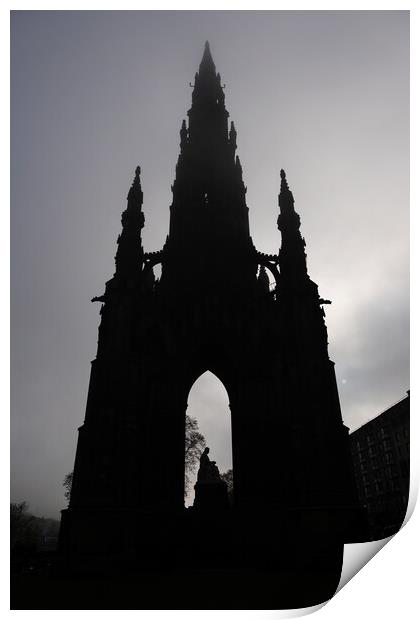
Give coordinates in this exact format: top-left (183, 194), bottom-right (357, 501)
top-left (59, 44), bottom-right (361, 579)
top-left (161, 41), bottom-right (256, 297)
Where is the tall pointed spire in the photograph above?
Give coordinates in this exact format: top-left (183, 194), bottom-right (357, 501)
top-left (160, 43), bottom-right (254, 297)
top-left (277, 169), bottom-right (307, 280)
top-left (169, 42), bottom-right (248, 219)
top-left (199, 40), bottom-right (216, 74)
top-left (115, 166), bottom-right (145, 278)
top-left (188, 42), bottom-right (229, 145)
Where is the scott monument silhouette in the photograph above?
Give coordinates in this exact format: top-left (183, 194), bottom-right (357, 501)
top-left (52, 42), bottom-right (372, 609)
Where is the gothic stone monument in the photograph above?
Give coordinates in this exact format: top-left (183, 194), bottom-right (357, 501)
top-left (59, 43), bottom-right (361, 603)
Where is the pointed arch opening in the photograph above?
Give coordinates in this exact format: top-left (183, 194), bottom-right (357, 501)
top-left (184, 371), bottom-right (233, 507)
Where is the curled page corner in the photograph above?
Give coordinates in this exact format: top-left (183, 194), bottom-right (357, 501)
top-left (336, 474), bottom-right (417, 596)
top-left (337, 536), bottom-right (392, 593)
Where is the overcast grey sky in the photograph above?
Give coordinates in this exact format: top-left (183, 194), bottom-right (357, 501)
top-left (11, 11), bottom-right (409, 517)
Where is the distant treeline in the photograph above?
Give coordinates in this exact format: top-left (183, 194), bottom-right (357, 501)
top-left (11, 502), bottom-right (60, 555)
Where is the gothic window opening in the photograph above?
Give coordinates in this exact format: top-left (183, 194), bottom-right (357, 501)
top-left (184, 371), bottom-right (232, 507)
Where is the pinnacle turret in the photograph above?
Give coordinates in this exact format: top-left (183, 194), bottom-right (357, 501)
top-left (277, 169), bottom-right (307, 280)
top-left (257, 264), bottom-right (270, 294)
top-left (115, 166), bottom-right (145, 278)
top-left (278, 168), bottom-right (295, 214)
top-left (127, 165), bottom-right (143, 210)
top-left (180, 119), bottom-right (188, 150)
top-left (229, 121), bottom-right (237, 153)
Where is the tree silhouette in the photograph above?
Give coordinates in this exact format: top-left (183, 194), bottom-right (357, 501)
top-left (63, 471), bottom-right (73, 503)
top-left (184, 415), bottom-right (206, 497)
top-left (10, 502), bottom-right (40, 553)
